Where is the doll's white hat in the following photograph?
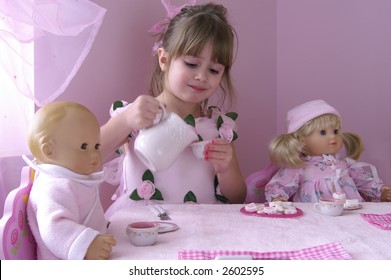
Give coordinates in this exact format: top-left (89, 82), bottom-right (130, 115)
top-left (287, 99), bottom-right (341, 133)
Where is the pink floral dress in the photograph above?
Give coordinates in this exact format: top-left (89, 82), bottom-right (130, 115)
top-left (104, 101), bottom-right (238, 219)
top-left (264, 154), bottom-right (384, 203)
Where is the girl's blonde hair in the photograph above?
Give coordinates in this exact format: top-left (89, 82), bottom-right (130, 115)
top-left (149, 3), bottom-right (237, 111)
top-left (269, 114), bottom-right (363, 168)
top-left (27, 101), bottom-right (93, 163)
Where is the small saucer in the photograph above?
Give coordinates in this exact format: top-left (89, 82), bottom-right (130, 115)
top-left (343, 204), bottom-right (362, 210)
top-left (155, 221), bottom-right (179, 233)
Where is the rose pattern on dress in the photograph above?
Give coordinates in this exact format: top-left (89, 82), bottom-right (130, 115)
top-left (216, 111), bottom-right (238, 142)
top-left (129, 170), bottom-right (163, 201)
top-left (137, 180), bottom-right (155, 200)
top-left (218, 123), bottom-right (234, 143)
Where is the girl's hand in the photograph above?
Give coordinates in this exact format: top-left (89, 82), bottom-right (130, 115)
top-left (205, 138), bottom-right (233, 174)
top-left (124, 95), bottom-right (160, 131)
top-left (204, 138), bottom-right (246, 203)
top-left (381, 185), bottom-right (391, 202)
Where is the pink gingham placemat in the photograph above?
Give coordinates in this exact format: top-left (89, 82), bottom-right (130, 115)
top-left (178, 242), bottom-right (351, 260)
top-left (360, 213), bottom-right (391, 230)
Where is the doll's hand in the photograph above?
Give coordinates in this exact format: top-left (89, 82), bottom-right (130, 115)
top-left (205, 139), bottom-right (233, 174)
top-left (84, 234), bottom-right (117, 260)
top-left (124, 95), bottom-right (160, 131)
top-left (272, 196), bottom-right (288, 202)
top-left (380, 185), bottom-right (391, 202)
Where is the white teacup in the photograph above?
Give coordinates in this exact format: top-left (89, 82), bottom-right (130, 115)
top-left (191, 140), bottom-right (210, 159)
top-left (313, 198), bottom-right (344, 216)
top-left (134, 104), bottom-right (198, 172)
top-left (126, 222), bottom-right (159, 246)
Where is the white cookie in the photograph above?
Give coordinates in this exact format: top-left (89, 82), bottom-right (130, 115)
top-left (269, 201), bottom-right (282, 207)
top-left (281, 201), bottom-right (293, 207)
top-left (245, 203), bottom-right (258, 212)
top-left (275, 205), bottom-right (285, 212)
top-left (284, 208), bottom-right (297, 215)
top-left (263, 206), bottom-right (278, 214)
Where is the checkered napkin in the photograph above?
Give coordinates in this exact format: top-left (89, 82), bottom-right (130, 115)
top-left (178, 242), bottom-right (351, 260)
top-left (360, 213), bottom-right (391, 230)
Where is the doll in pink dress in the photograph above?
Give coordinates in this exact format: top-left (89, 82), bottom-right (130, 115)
top-left (101, 2), bottom-right (246, 218)
top-left (25, 101), bottom-right (116, 259)
top-left (265, 99), bottom-right (391, 203)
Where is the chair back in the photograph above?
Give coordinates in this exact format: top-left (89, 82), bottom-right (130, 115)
top-left (0, 166), bottom-right (37, 260)
top-left (245, 163), bottom-right (279, 203)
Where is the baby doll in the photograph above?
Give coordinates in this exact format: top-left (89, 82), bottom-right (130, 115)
top-left (265, 99), bottom-right (391, 203)
top-left (25, 101), bottom-right (116, 260)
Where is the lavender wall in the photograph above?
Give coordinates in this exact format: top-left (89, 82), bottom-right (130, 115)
top-left (1, 0), bottom-right (390, 213)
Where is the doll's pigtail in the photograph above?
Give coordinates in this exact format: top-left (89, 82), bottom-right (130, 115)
top-left (342, 132), bottom-right (363, 160)
top-left (269, 134), bottom-right (304, 168)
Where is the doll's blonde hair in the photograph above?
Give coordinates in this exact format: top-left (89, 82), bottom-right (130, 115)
top-left (27, 101), bottom-right (93, 163)
top-left (149, 3), bottom-right (237, 111)
top-left (269, 113), bottom-right (363, 168)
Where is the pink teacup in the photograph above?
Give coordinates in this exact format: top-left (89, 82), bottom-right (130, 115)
top-left (126, 222), bottom-right (159, 246)
top-left (313, 198), bottom-right (344, 216)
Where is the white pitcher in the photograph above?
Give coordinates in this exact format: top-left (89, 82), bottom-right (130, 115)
top-left (134, 104), bottom-right (198, 172)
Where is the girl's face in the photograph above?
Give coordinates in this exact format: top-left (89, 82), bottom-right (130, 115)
top-left (301, 126), bottom-right (343, 156)
top-left (159, 41), bottom-right (225, 105)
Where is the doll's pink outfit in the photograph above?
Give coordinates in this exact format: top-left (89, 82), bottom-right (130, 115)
top-left (26, 163), bottom-right (108, 260)
top-left (265, 154), bottom-right (384, 203)
top-left (104, 102), bottom-right (237, 219)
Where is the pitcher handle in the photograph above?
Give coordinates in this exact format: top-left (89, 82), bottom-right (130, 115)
top-left (143, 103), bottom-right (167, 129)
top-left (156, 102), bottom-right (168, 123)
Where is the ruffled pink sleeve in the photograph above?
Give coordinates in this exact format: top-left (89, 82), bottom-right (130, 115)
top-left (346, 158), bottom-right (384, 202)
top-left (265, 168), bottom-right (302, 202)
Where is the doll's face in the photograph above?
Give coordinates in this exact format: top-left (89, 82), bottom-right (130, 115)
top-left (44, 108), bottom-right (102, 175)
top-left (301, 126), bottom-right (343, 156)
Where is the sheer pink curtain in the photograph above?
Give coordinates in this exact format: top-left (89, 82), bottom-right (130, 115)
top-left (0, 0), bottom-right (106, 213)
top-left (0, 0), bottom-right (106, 106)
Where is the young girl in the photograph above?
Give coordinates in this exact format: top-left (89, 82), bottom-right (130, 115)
top-left (264, 99), bottom-right (391, 203)
top-left (101, 2), bottom-right (246, 217)
top-left (25, 101), bottom-right (116, 259)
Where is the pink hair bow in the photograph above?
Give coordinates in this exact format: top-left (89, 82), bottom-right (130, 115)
top-left (149, 0), bottom-right (196, 54)
top-left (149, 0), bottom-right (196, 33)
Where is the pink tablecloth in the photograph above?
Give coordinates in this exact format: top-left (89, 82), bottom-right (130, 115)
top-left (178, 242), bottom-right (352, 260)
top-left (106, 203), bottom-right (391, 260)
top-left (360, 213), bottom-right (391, 230)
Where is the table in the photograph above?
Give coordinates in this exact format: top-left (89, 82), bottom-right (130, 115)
top-left (106, 203), bottom-right (391, 260)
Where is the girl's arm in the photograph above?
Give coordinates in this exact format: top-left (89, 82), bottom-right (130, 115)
top-left (100, 111), bottom-right (129, 161)
top-left (206, 139), bottom-right (246, 203)
top-left (100, 95), bottom-right (161, 161)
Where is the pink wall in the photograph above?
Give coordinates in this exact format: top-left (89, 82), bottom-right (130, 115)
top-left (276, 0), bottom-right (391, 185)
top-left (1, 0), bottom-right (390, 213)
